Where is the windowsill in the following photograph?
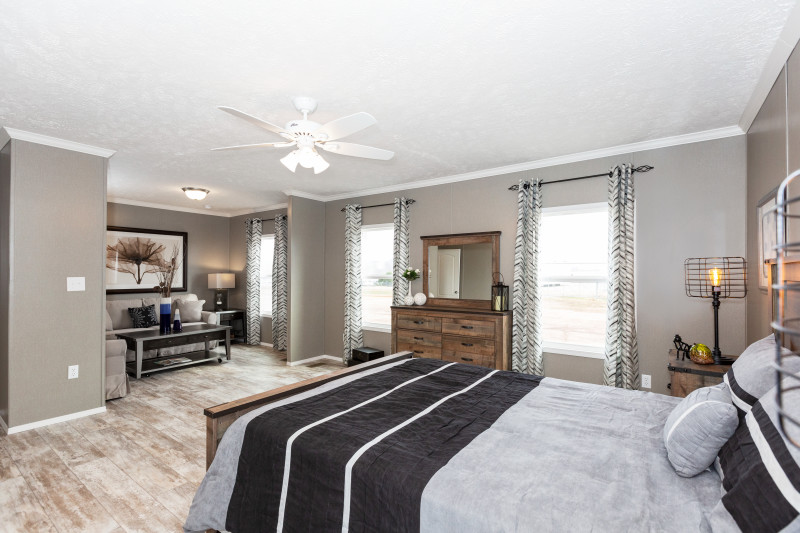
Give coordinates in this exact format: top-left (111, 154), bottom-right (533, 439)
top-left (543, 342), bottom-right (604, 359)
top-left (260, 314), bottom-right (272, 319)
top-left (362, 324), bottom-right (391, 333)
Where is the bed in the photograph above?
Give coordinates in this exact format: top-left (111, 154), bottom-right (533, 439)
top-left (183, 353), bottom-right (742, 533)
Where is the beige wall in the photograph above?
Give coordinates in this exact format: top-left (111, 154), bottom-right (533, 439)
top-left (106, 203), bottom-right (230, 306)
top-left (288, 196), bottom-right (326, 362)
top-left (3, 140), bottom-right (108, 428)
top-left (0, 142), bottom-right (10, 424)
top-left (323, 137), bottom-right (747, 394)
top-left (745, 37), bottom-right (800, 343)
top-left (228, 208), bottom-right (286, 343)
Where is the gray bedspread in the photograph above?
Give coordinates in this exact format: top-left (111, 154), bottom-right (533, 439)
top-left (185, 360), bottom-right (724, 533)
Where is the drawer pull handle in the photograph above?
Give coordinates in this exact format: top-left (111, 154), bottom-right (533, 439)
top-left (414, 350), bottom-right (424, 354)
top-left (462, 342), bottom-right (474, 347)
top-left (413, 320), bottom-right (425, 324)
top-left (461, 357), bottom-right (474, 362)
top-left (461, 325), bottom-right (474, 330)
top-left (414, 336), bottom-right (424, 340)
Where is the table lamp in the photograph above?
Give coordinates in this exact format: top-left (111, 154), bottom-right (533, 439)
top-left (684, 257), bottom-right (746, 364)
top-left (208, 273), bottom-right (235, 311)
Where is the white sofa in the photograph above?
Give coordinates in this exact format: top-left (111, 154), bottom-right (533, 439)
top-left (105, 293), bottom-right (218, 362)
top-left (106, 339), bottom-right (129, 400)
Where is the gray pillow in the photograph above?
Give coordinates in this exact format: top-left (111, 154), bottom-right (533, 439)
top-left (176, 299), bottom-right (205, 323)
top-left (663, 383), bottom-right (738, 477)
top-left (724, 334), bottom-right (798, 413)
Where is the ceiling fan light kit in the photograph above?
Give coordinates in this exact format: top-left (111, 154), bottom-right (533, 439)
top-left (214, 96), bottom-right (394, 174)
top-left (182, 187), bottom-right (209, 200)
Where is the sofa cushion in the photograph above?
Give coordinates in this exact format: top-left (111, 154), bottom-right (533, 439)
top-left (128, 305), bottom-right (159, 328)
top-left (106, 299), bottom-right (141, 330)
top-left (176, 299), bottom-right (205, 322)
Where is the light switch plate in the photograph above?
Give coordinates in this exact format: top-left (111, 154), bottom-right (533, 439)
top-left (67, 277), bottom-right (85, 292)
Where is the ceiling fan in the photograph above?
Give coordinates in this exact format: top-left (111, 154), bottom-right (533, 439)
top-left (213, 96), bottom-right (394, 174)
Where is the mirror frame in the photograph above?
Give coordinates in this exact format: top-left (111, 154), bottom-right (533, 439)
top-left (421, 231), bottom-right (500, 309)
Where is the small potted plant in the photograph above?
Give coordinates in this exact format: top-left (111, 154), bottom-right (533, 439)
top-left (402, 267), bottom-right (420, 304)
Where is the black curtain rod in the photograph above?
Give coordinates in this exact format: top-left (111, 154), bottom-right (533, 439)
top-left (340, 199), bottom-right (416, 212)
top-left (508, 165), bottom-right (654, 190)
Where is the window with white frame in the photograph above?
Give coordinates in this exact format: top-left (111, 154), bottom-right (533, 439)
top-left (361, 224), bottom-right (394, 329)
top-left (260, 234), bottom-right (275, 316)
top-left (539, 203), bottom-right (608, 356)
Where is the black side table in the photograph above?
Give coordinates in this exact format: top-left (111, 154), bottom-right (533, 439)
top-left (215, 309), bottom-right (246, 344)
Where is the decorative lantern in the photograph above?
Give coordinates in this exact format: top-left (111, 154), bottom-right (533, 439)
top-left (492, 273), bottom-right (509, 312)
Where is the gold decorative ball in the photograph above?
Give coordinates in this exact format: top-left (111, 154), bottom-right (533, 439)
top-left (690, 343), bottom-right (714, 365)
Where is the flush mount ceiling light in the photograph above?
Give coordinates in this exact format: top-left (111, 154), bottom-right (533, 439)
top-left (213, 96), bottom-right (393, 175)
top-left (182, 187), bottom-right (210, 200)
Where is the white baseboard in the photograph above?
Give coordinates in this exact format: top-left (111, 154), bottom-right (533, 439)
top-left (287, 355), bottom-right (341, 367)
top-left (4, 406), bottom-right (106, 435)
top-left (260, 342), bottom-right (274, 348)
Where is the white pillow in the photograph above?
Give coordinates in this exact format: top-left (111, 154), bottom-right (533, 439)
top-left (176, 299), bottom-right (205, 323)
top-left (663, 383), bottom-right (738, 477)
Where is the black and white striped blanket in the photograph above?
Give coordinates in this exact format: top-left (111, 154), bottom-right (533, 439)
top-left (185, 358), bottom-right (723, 533)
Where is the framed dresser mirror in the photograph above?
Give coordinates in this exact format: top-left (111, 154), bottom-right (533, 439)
top-left (421, 231), bottom-right (500, 309)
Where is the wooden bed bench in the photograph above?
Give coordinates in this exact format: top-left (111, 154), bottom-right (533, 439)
top-left (203, 351), bottom-right (413, 468)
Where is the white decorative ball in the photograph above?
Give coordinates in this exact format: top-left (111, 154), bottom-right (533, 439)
top-left (403, 294), bottom-right (414, 306)
top-left (413, 293), bottom-right (427, 306)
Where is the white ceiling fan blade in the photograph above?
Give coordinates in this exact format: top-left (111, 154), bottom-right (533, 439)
top-left (319, 141), bottom-right (394, 160)
top-left (211, 141), bottom-right (296, 151)
top-left (313, 112), bottom-right (377, 141)
top-left (218, 106), bottom-right (289, 137)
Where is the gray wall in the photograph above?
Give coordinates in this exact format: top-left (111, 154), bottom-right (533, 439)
top-left (0, 142), bottom-right (10, 424)
top-left (745, 37), bottom-right (800, 343)
top-left (323, 136), bottom-right (747, 394)
top-left (288, 196), bottom-right (326, 363)
top-left (106, 203), bottom-right (230, 307)
top-left (3, 140), bottom-right (108, 428)
top-left (228, 208), bottom-right (286, 343)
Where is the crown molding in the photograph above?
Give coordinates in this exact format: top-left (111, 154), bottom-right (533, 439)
top-left (314, 125), bottom-right (744, 202)
top-left (107, 197), bottom-right (232, 217)
top-left (739, 3), bottom-right (800, 132)
top-left (283, 189), bottom-right (328, 202)
top-left (225, 203), bottom-right (288, 217)
top-left (2, 127), bottom-right (115, 158)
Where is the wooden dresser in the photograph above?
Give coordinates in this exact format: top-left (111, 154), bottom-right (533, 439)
top-left (391, 306), bottom-right (512, 370)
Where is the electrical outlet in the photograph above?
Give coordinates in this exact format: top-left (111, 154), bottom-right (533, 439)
top-left (641, 374), bottom-right (651, 389)
top-left (68, 365), bottom-right (79, 380)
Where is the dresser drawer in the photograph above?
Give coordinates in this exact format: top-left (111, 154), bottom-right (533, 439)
top-left (442, 318), bottom-right (495, 338)
top-left (396, 313), bottom-right (441, 332)
top-left (441, 350), bottom-right (495, 368)
top-left (397, 342), bottom-right (442, 359)
top-left (396, 329), bottom-right (441, 348)
top-left (442, 336), bottom-right (494, 357)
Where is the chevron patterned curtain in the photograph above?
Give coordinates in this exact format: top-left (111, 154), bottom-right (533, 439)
top-left (512, 179), bottom-right (544, 375)
top-left (245, 218), bottom-right (262, 345)
top-left (392, 198), bottom-right (411, 305)
top-left (343, 205), bottom-right (363, 364)
top-left (603, 164), bottom-right (640, 389)
top-left (271, 214), bottom-right (288, 351)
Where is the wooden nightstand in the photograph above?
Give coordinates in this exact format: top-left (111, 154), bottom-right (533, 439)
top-left (215, 309), bottom-right (246, 344)
top-left (667, 349), bottom-right (736, 397)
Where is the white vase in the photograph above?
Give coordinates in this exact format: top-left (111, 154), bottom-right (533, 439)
top-left (403, 282), bottom-right (414, 305)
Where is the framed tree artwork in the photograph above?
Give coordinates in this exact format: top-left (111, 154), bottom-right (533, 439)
top-left (105, 226), bottom-right (188, 294)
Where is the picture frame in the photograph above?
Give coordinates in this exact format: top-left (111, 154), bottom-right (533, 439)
top-left (758, 188), bottom-right (779, 290)
top-left (105, 226), bottom-right (188, 294)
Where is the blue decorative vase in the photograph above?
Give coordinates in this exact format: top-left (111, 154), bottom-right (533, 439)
top-left (173, 308), bottom-right (182, 333)
top-left (159, 297), bottom-right (172, 334)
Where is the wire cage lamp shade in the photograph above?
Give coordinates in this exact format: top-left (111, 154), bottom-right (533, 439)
top-left (773, 168), bottom-right (800, 449)
top-left (684, 257), bottom-right (747, 299)
top-left (684, 257), bottom-right (746, 365)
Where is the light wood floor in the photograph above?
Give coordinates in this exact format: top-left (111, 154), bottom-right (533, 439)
top-left (0, 345), bottom-right (342, 533)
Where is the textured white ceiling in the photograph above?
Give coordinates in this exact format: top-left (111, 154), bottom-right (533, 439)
top-left (0, 0), bottom-right (796, 214)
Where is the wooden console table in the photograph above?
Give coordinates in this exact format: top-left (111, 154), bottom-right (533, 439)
top-left (116, 324), bottom-right (232, 379)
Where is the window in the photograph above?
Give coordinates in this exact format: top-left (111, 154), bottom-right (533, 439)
top-left (260, 234), bottom-right (275, 316)
top-left (361, 224), bottom-right (394, 329)
top-left (539, 203), bottom-right (608, 357)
